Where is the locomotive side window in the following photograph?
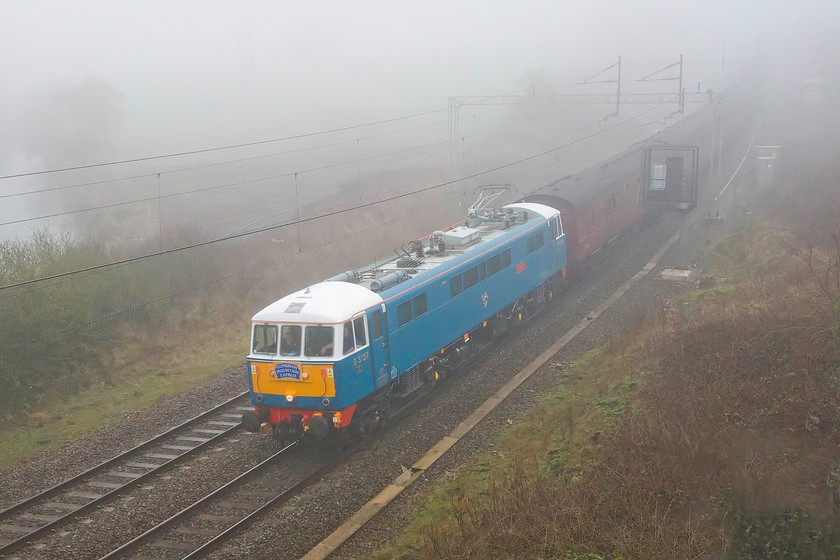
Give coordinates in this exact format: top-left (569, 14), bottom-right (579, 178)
top-left (501, 249), bottom-right (511, 268)
top-left (280, 325), bottom-right (302, 357)
top-left (305, 325), bottom-right (335, 357)
top-left (343, 319), bottom-right (365, 354)
top-left (463, 267), bottom-right (479, 289)
top-left (487, 254), bottom-right (501, 276)
top-left (371, 310), bottom-right (383, 339)
top-left (526, 232), bottom-right (544, 254)
top-left (478, 262), bottom-right (487, 281)
top-left (450, 275), bottom-right (463, 297)
top-left (413, 293), bottom-right (427, 317)
top-left (352, 315), bottom-right (367, 347)
top-left (252, 324), bottom-right (278, 355)
top-left (397, 301), bottom-right (413, 326)
top-left (553, 216), bottom-right (563, 239)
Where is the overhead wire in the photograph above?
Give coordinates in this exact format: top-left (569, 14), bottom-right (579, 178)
top-left (1, 102), bottom-right (664, 293)
top-left (0, 102), bottom-right (664, 354)
top-left (0, 137), bottom-right (454, 228)
top-left (0, 112), bottom-right (468, 201)
top-left (0, 107), bottom-right (449, 181)
top-left (0, 107), bottom-right (506, 228)
top-left (0, 196), bottom-right (457, 354)
top-left (0, 89), bottom-right (527, 181)
top-left (0, 271), bottom-right (241, 353)
top-left (0, 103), bottom-right (513, 309)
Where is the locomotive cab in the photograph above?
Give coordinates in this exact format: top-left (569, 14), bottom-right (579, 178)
top-left (242, 282), bottom-right (385, 442)
top-left (243, 197), bottom-right (569, 444)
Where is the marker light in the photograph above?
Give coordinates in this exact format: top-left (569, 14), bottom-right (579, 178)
top-left (285, 394), bottom-right (294, 402)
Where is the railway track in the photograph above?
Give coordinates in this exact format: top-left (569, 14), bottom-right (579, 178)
top-left (96, 441), bottom-right (338, 559)
top-left (0, 391), bottom-right (251, 557)
top-left (95, 395), bottom-right (427, 559)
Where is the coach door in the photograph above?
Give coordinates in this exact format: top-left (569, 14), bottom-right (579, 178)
top-left (368, 306), bottom-right (391, 389)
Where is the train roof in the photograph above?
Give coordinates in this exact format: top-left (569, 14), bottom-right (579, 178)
top-left (251, 281), bottom-right (384, 325)
top-left (523, 102), bottom-right (715, 210)
top-left (250, 200), bottom-right (558, 325)
top-left (524, 144), bottom-right (643, 210)
top-left (358, 201), bottom-right (556, 301)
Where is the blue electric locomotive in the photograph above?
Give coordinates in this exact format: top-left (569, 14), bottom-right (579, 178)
top-left (242, 195), bottom-right (567, 441)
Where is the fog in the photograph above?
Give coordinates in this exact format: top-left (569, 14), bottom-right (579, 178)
top-left (0, 0), bottom-right (836, 243)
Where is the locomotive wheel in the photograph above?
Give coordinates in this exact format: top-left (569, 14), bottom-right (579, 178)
top-left (271, 423), bottom-right (292, 446)
top-left (355, 408), bottom-right (382, 438)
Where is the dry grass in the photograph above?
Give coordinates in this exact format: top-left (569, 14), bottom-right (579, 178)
top-left (374, 189), bottom-right (840, 558)
top-left (0, 185), bottom-right (465, 468)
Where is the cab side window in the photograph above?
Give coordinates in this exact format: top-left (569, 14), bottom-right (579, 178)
top-left (371, 310), bottom-right (383, 339)
top-left (353, 315), bottom-right (367, 347)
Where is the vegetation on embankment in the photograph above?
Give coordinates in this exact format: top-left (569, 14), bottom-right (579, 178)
top-left (373, 174), bottom-right (840, 557)
top-left (0, 186), bottom-right (462, 468)
top-left (0, 227), bottom-right (252, 467)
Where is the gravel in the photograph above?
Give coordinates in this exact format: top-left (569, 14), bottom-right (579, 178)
top-left (205, 210), bottom-right (713, 560)
top-left (0, 181), bottom-right (748, 560)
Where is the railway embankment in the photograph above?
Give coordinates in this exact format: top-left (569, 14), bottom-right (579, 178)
top-left (332, 109), bottom-right (840, 559)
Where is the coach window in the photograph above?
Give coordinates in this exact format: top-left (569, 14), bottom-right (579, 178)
top-left (450, 275), bottom-right (463, 297)
top-left (279, 324), bottom-right (302, 357)
top-left (397, 301), bottom-right (413, 326)
top-left (252, 324), bottom-right (278, 355)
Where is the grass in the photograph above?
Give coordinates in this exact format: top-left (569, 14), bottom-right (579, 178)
top-left (363, 183), bottom-right (840, 559)
top-left (0, 330), bottom-right (246, 469)
top-left (369, 350), bottom-right (648, 560)
top-left (0, 188), bottom-right (465, 471)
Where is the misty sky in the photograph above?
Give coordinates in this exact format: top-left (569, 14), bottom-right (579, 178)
top-left (0, 0), bottom-right (836, 244)
top-left (2, 0), bottom-right (835, 163)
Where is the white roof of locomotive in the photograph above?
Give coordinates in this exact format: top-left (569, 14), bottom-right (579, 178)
top-left (250, 201), bottom-right (559, 325)
top-left (505, 202), bottom-right (556, 219)
top-left (251, 281), bottom-right (383, 325)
